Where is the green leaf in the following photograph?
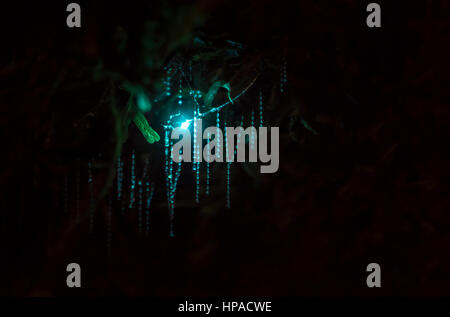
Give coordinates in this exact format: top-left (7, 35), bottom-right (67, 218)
top-left (133, 111), bottom-right (160, 143)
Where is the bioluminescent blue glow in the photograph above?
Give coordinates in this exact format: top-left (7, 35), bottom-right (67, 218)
top-left (178, 67), bottom-right (183, 105)
top-left (164, 126), bottom-right (184, 238)
top-left (180, 119), bottom-right (191, 130)
top-left (250, 109), bottom-right (255, 151)
top-left (189, 89), bottom-right (203, 99)
top-left (195, 160), bottom-right (200, 203)
top-left (164, 130), bottom-right (175, 237)
top-left (138, 180), bottom-right (143, 234)
top-left (259, 89), bottom-right (263, 127)
top-left (224, 120), bottom-right (231, 209)
top-left (169, 138), bottom-right (173, 198)
top-left (164, 129), bottom-right (171, 220)
top-left (116, 155), bottom-right (125, 216)
top-left (206, 132), bottom-right (211, 196)
top-left (280, 54), bottom-right (287, 93)
top-left (172, 150), bottom-right (182, 200)
top-left (284, 56), bottom-right (287, 86)
top-left (236, 115), bottom-right (244, 156)
top-left (193, 112), bottom-right (197, 173)
top-left (194, 106), bottom-right (200, 203)
top-left (216, 111), bottom-right (221, 158)
top-left (165, 66), bottom-right (172, 96)
top-left (129, 149), bottom-right (136, 209)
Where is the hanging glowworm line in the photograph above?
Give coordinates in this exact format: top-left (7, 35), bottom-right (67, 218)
top-left (120, 156), bottom-right (126, 216)
top-left (145, 181), bottom-right (155, 236)
top-left (250, 108), bottom-right (255, 151)
top-left (192, 86), bottom-right (201, 202)
top-left (195, 107), bottom-right (200, 203)
top-left (197, 108), bottom-right (201, 202)
top-left (164, 127), bottom-right (184, 237)
top-left (192, 88), bottom-right (202, 196)
top-left (116, 156), bottom-right (121, 200)
top-left (280, 63), bottom-right (284, 93)
top-left (172, 150), bottom-right (182, 193)
top-left (88, 160), bottom-right (94, 234)
top-left (205, 132), bottom-right (211, 196)
top-left (233, 115), bottom-right (244, 205)
top-left (158, 71), bottom-right (260, 235)
top-left (169, 139), bottom-right (174, 215)
top-left (280, 54), bottom-right (287, 93)
top-left (138, 180), bottom-right (143, 234)
top-left (164, 129), bottom-right (171, 212)
top-left (178, 69), bottom-right (183, 106)
top-left (129, 149), bottom-right (136, 209)
top-left (117, 155), bottom-right (123, 201)
top-left (165, 66), bottom-right (172, 97)
top-left (225, 119), bottom-right (231, 209)
top-left (171, 144), bottom-right (183, 236)
top-left (259, 89), bottom-right (263, 127)
top-left (216, 110), bottom-right (221, 159)
top-left (193, 109), bottom-right (197, 173)
top-left (280, 56), bottom-right (284, 93)
top-left (141, 156), bottom-right (150, 180)
top-left (164, 130), bottom-right (175, 236)
top-left (236, 115), bottom-right (244, 155)
top-left (169, 139), bottom-right (174, 209)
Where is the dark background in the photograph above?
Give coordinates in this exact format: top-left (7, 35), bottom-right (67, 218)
top-left (1, 0), bottom-right (450, 296)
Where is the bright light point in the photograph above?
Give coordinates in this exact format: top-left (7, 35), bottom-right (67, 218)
top-left (180, 120), bottom-right (191, 129)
